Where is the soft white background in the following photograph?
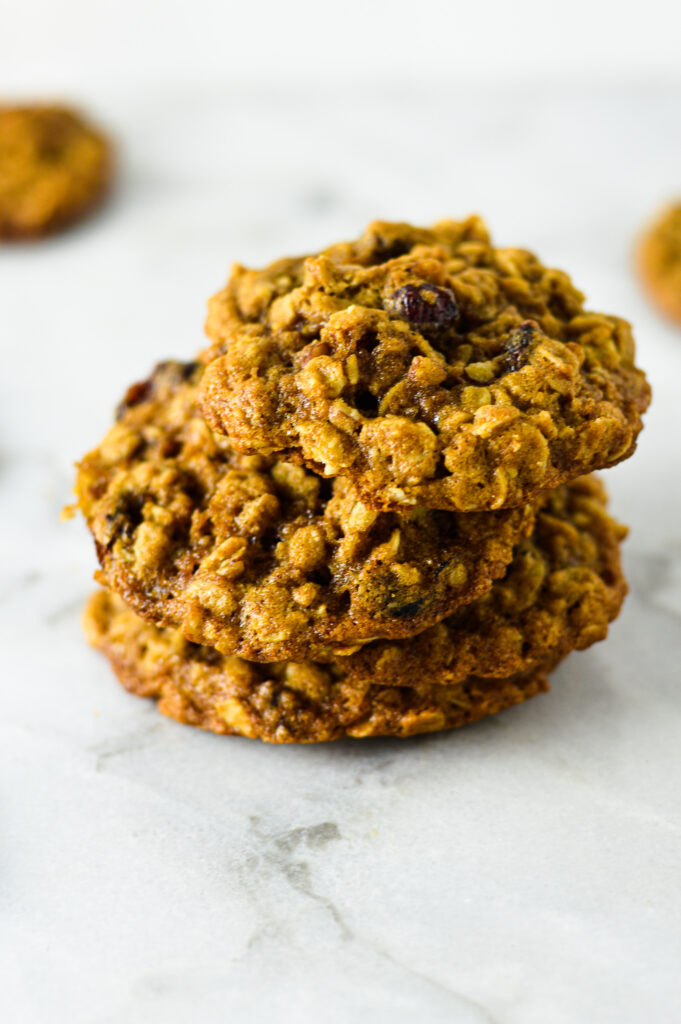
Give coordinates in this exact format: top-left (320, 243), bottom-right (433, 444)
top-left (2, 3), bottom-right (681, 1022)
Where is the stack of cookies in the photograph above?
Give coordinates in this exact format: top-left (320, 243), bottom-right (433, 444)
top-left (76, 219), bottom-right (650, 743)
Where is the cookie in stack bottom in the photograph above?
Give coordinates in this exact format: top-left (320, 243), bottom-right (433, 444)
top-left (83, 477), bottom-right (627, 743)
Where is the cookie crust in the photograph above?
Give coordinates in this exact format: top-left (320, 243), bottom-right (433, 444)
top-left (85, 589), bottom-right (551, 743)
top-left (75, 361), bottom-right (534, 661)
top-left (0, 104), bottom-right (112, 240)
top-left (637, 202), bottom-right (681, 326)
top-left (201, 218), bottom-right (650, 512)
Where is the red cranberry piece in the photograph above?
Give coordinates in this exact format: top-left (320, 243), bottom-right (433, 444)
top-left (387, 284), bottom-right (459, 333)
top-left (115, 379), bottom-right (152, 421)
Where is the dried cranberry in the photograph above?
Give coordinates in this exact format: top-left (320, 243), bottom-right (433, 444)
top-left (355, 389), bottom-right (379, 416)
top-left (104, 492), bottom-right (144, 543)
top-left (179, 360), bottom-right (201, 380)
top-left (503, 321), bottom-right (537, 373)
top-left (115, 379), bottom-right (152, 420)
top-left (387, 598), bottom-right (425, 619)
top-left (387, 284), bottom-right (459, 334)
top-left (373, 237), bottom-right (411, 262)
top-left (154, 360), bottom-right (201, 383)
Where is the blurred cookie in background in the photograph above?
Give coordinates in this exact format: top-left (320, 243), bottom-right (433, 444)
top-left (0, 104), bottom-right (113, 240)
top-left (637, 202), bottom-right (681, 326)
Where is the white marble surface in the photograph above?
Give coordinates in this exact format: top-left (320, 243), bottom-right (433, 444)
top-left (2, 82), bottom-right (681, 1023)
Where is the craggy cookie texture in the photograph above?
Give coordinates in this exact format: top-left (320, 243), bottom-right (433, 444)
top-left (637, 202), bottom-right (681, 326)
top-left (0, 104), bottom-right (112, 240)
top-left (85, 589), bottom-right (551, 743)
top-left (344, 475), bottom-right (627, 688)
top-left (75, 361), bottom-right (534, 662)
top-left (83, 476), bottom-right (625, 744)
top-left (201, 218), bottom-right (650, 511)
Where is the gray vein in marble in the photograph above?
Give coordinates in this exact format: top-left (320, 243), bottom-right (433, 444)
top-left (92, 720), bottom-right (165, 771)
top-left (242, 817), bottom-right (350, 947)
top-left (45, 595), bottom-right (87, 626)
top-left (363, 945), bottom-right (499, 1024)
top-left (280, 859), bottom-right (352, 940)
top-left (273, 821), bottom-right (342, 853)
top-left (0, 570), bottom-right (41, 605)
top-left (232, 816), bottom-right (497, 1021)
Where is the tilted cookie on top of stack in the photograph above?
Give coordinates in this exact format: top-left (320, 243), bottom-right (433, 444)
top-left (75, 218), bottom-right (650, 743)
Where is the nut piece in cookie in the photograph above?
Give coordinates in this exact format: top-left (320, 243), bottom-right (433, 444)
top-left (0, 104), bottom-right (112, 240)
top-left (637, 202), bottom-right (681, 326)
top-left (201, 218), bottom-right (650, 512)
top-left (75, 361), bottom-right (535, 662)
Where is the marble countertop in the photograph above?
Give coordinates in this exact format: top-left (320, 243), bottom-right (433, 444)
top-left (2, 82), bottom-right (681, 1023)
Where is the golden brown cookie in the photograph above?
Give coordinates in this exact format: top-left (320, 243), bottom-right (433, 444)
top-left (201, 218), bottom-right (650, 512)
top-left (0, 104), bottom-right (112, 240)
top-left (343, 475), bottom-right (628, 688)
top-left (83, 475), bottom-right (626, 744)
top-left (637, 202), bottom-right (681, 325)
top-left (74, 361), bottom-right (535, 662)
top-left (84, 589), bottom-right (552, 743)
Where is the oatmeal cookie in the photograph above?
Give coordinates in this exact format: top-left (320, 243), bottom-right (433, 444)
top-left (201, 218), bottom-right (650, 511)
top-left (343, 475), bottom-right (627, 688)
top-left (84, 589), bottom-right (552, 743)
top-left (83, 475), bottom-right (625, 743)
top-left (637, 202), bottom-right (681, 325)
top-left (0, 104), bottom-right (112, 240)
top-left (74, 361), bottom-right (535, 662)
